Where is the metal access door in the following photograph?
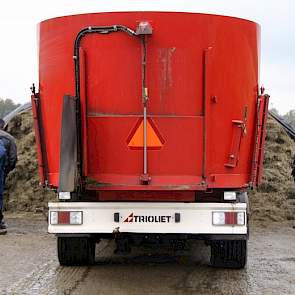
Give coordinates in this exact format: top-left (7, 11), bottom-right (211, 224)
top-left (77, 24), bottom-right (204, 190)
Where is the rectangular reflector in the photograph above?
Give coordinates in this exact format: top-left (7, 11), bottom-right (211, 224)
top-left (237, 212), bottom-right (245, 225)
top-left (224, 191), bottom-right (237, 201)
top-left (58, 211), bottom-right (70, 224)
top-left (212, 211), bottom-right (245, 226)
top-left (50, 211), bottom-right (83, 225)
top-left (69, 211), bottom-right (83, 225)
top-left (50, 211), bottom-right (58, 225)
top-left (225, 212), bottom-right (237, 225)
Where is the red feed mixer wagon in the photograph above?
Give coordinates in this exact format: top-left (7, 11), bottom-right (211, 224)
top-left (32, 12), bottom-right (268, 268)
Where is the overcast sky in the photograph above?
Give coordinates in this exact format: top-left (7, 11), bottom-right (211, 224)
top-left (0, 0), bottom-right (294, 114)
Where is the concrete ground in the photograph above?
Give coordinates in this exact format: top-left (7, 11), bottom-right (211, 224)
top-left (0, 213), bottom-right (294, 295)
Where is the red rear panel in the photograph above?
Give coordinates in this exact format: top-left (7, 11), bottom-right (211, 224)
top-left (37, 12), bottom-right (261, 192)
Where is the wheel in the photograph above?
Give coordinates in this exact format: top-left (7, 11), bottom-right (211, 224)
top-left (57, 237), bottom-right (95, 266)
top-left (210, 240), bottom-right (247, 269)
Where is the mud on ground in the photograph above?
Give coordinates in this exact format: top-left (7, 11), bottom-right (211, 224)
top-left (0, 214), bottom-right (295, 295)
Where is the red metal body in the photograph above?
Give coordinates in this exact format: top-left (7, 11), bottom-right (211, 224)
top-left (36, 12), bottom-right (266, 199)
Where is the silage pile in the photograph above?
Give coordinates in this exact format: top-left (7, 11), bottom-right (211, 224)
top-left (4, 110), bottom-right (55, 212)
top-left (2, 110), bottom-right (295, 222)
top-left (250, 117), bottom-right (295, 222)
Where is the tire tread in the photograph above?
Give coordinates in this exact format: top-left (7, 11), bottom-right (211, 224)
top-left (58, 237), bottom-right (95, 266)
top-left (210, 240), bottom-right (247, 269)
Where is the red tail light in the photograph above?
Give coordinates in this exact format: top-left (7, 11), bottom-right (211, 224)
top-left (212, 212), bottom-right (245, 225)
top-left (50, 211), bottom-right (83, 225)
top-left (58, 211), bottom-right (70, 224)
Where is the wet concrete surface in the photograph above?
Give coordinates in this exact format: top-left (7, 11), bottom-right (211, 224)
top-left (0, 213), bottom-right (294, 295)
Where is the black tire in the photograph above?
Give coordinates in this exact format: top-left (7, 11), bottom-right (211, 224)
top-left (210, 240), bottom-right (247, 269)
top-left (57, 237), bottom-right (95, 266)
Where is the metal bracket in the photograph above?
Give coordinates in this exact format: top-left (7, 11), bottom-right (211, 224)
top-left (136, 21), bottom-right (153, 35)
top-left (139, 22), bottom-right (153, 185)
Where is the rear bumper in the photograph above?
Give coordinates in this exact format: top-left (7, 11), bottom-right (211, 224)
top-left (48, 202), bottom-right (247, 235)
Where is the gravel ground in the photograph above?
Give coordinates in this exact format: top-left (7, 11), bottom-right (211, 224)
top-left (0, 213), bottom-right (294, 295)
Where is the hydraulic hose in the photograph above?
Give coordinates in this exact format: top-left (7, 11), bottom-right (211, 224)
top-left (73, 25), bottom-right (138, 191)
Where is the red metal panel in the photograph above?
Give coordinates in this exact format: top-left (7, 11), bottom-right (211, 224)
top-left (37, 12), bottom-right (261, 192)
top-left (253, 95), bottom-right (269, 186)
top-left (86, 116), bottom-right (203, 180)
top-left (207, 173), bottom-right (249, 188)
top-left (256, 96), bottom-right (269, 184)
top-left (225, 120), bottom-right (245, 168)
top-left (98, 191), bottom-right (195, 201)
top-left (31, 95), bottom-right (45, 185)
top-left (204, 32), bottom-right (259, 187)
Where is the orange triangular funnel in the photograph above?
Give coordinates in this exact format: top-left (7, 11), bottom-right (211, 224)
top-left (127, 118), bottom-right (164, 149)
